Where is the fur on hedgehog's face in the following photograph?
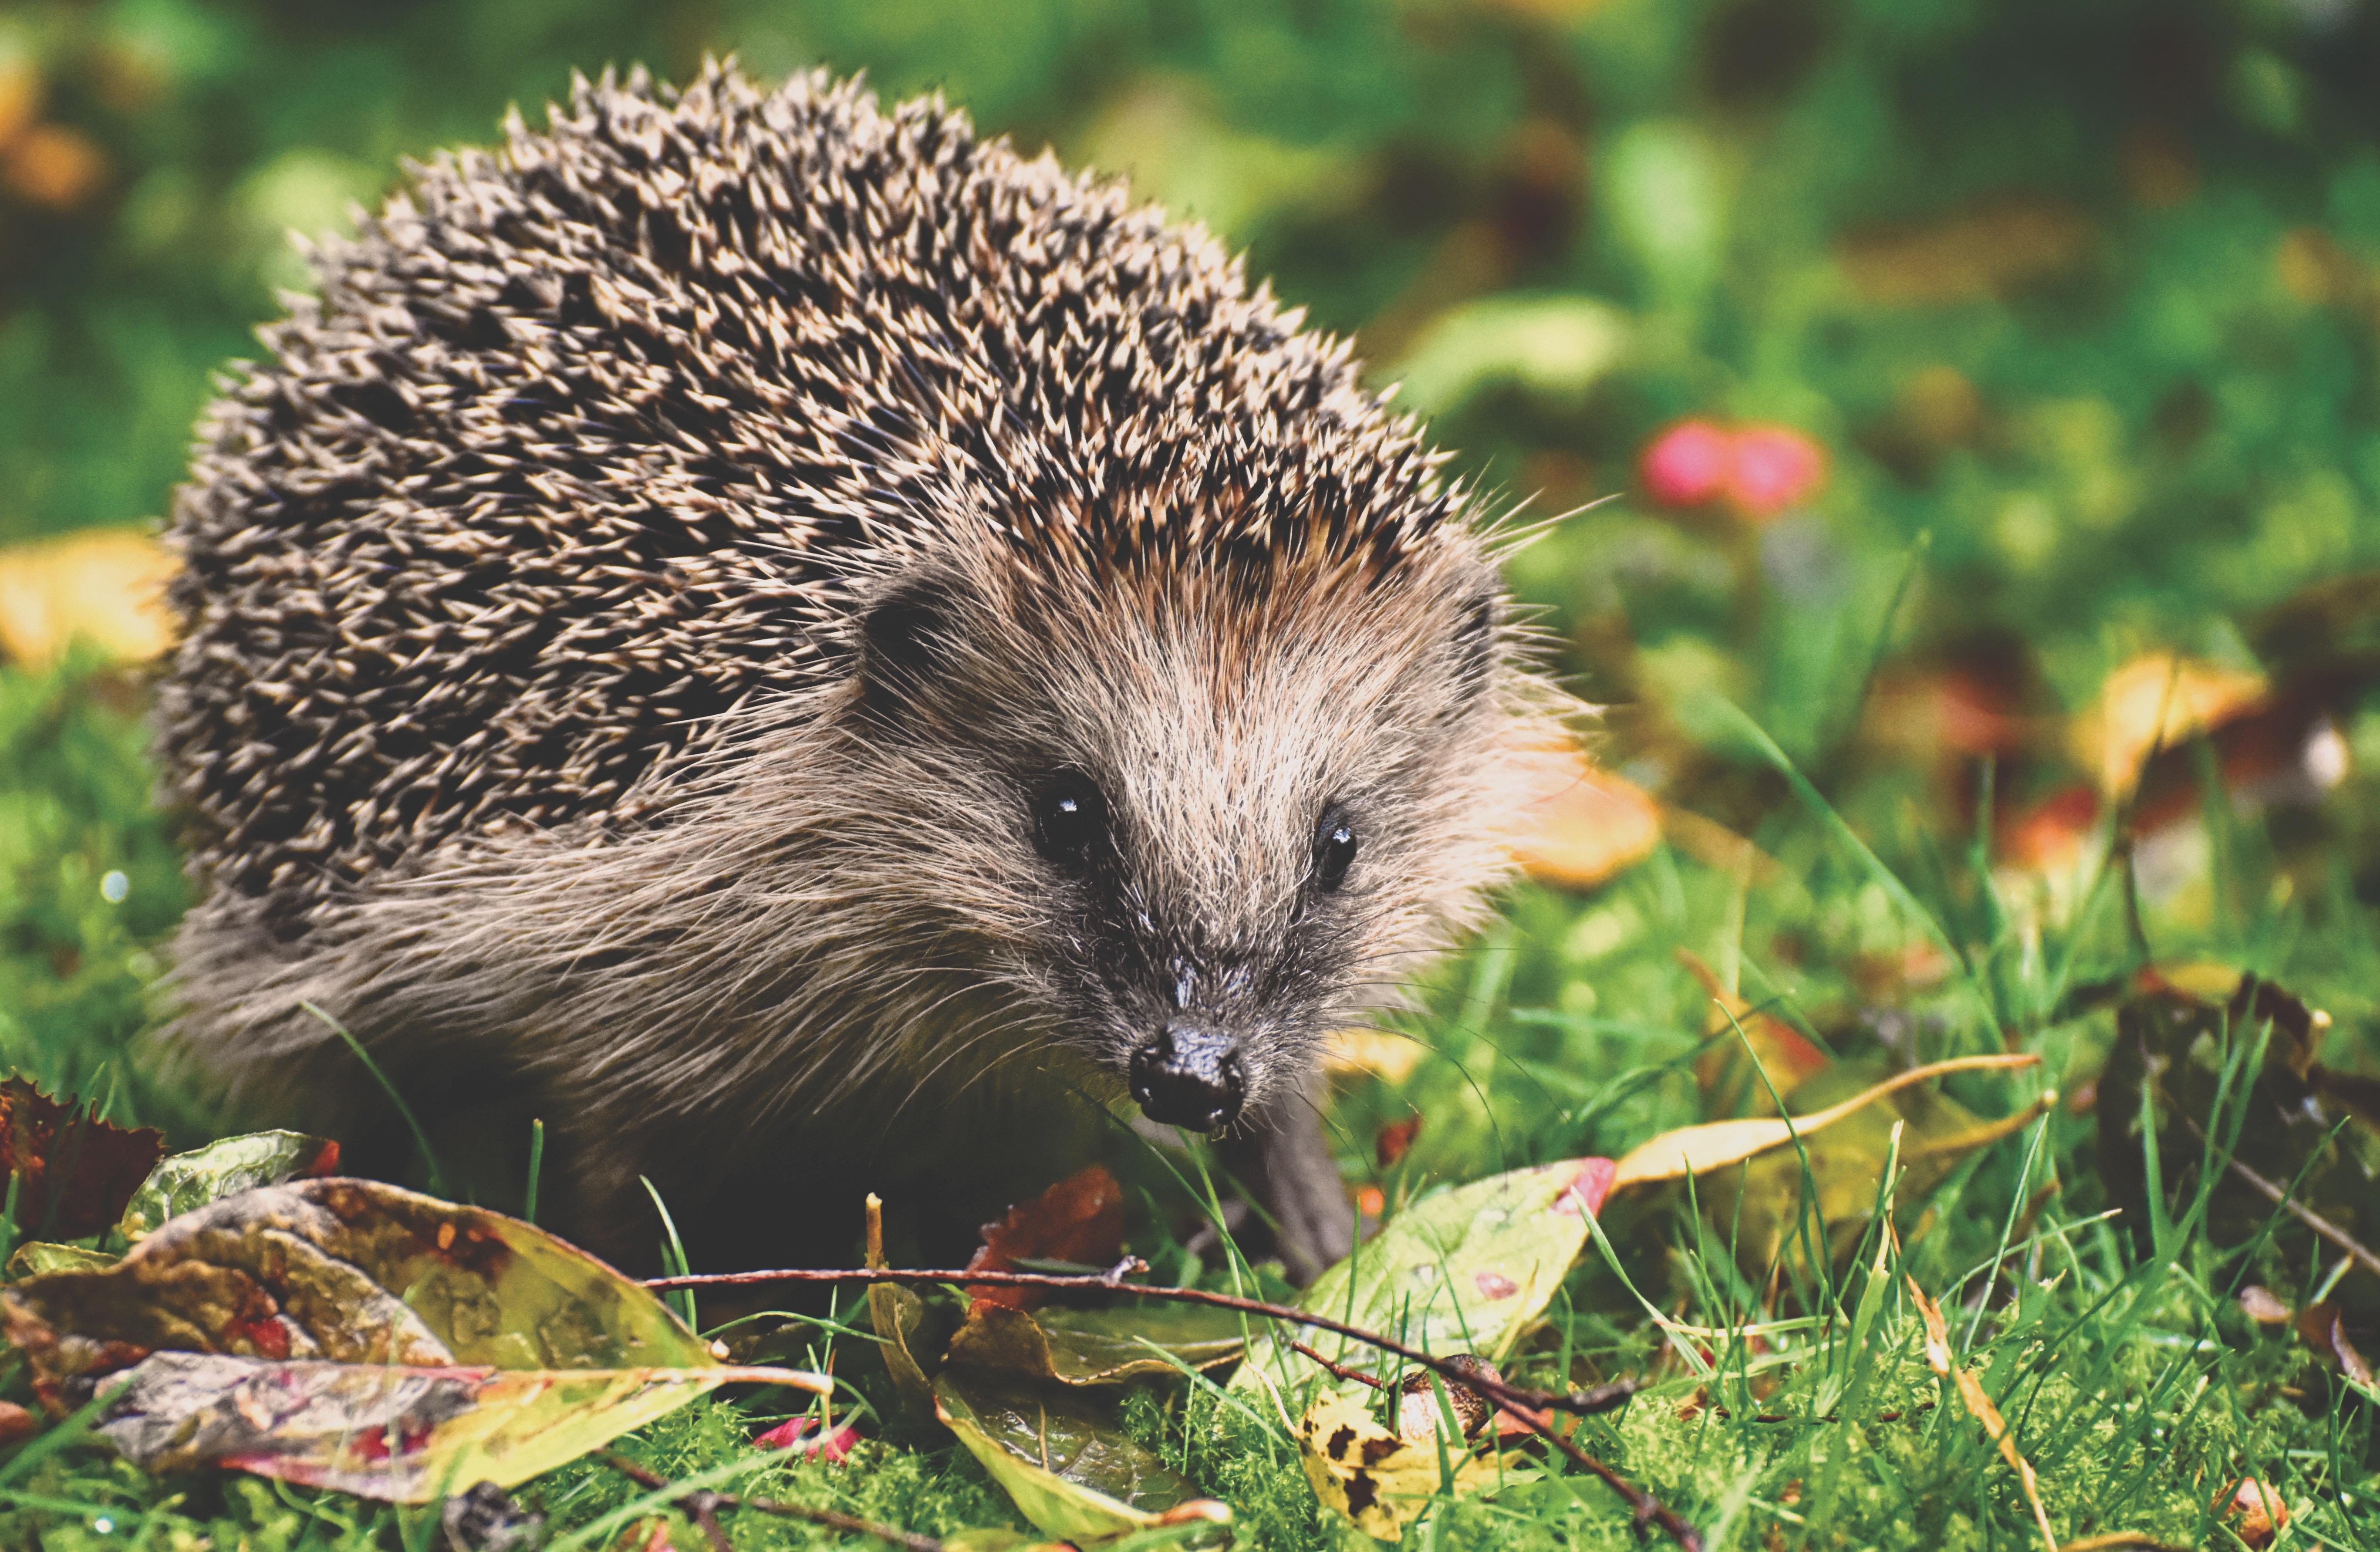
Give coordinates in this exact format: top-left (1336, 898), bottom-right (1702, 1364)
top-left (840, 549), bottom-right (1517, 1134)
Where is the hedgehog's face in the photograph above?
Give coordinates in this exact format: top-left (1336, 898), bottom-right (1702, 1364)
top-left (844, 548), bottom-right (1522, 1134)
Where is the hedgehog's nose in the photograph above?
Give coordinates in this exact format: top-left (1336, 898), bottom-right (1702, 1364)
top-left (1130, 1022), bottom-right (1244, 1132)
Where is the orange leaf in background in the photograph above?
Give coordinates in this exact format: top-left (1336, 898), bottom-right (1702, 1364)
top-left (0, 528), bottom-right (179, 667)
top-left (1501, 739), bottom-right (1661, 891)
top-left (1374, 1114), bottom-right (1422, 1169)
top-left (1677, 948), bottom-right (1830, 1115)
top-left (2000, 784), bottom-right (2099, 874)
top-left (964, 1165), bottom-right (1125, 1312)
top-left (0, 1076), bottom-right (165, 1240)
top-left (3, 121), bottom-right (108, 209)
top-left (1323, 1027), bottom-right (1425, 1083)
top-left (2071, 651), bottom-right (2265, 797)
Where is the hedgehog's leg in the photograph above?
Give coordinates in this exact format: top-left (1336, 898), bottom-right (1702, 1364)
top-left (1221, 1082), bottom-right (1354, 1285)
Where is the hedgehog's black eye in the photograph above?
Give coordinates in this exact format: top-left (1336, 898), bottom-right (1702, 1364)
top-left (1032, 773), bottom-right (1109, 870)
top-left (1313, 805), bottom-right (1357, 892)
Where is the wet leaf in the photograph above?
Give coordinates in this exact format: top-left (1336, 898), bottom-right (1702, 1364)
top-left (94, 1350), bottom-right (822, 1501)
top-left (965, 1165), bottom-right (1126, 1311)
top-left (1, 1177), bottom-right (721, 1405)
top-left (932, 1366), bottom-right (1220, 1539)
top-left (869, 1279), bottom-right (946, 1415)
top-left (0, 1076), bottom-right (165, 1241)
top-left (0, 1178), bottom-right (826, 1500)
top-left (945, 1300), bottom-right (1245, 1386)
top-left (1236, 1157), bottom-right (1611, 1393)
top-left (116, 1130), bottom-right (340, 1244)
top-left (1295, 1390), bottom-right (1498, 1542)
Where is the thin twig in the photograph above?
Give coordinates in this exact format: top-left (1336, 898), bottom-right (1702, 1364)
top-left (1288, 1339), bottom-right (1387, 1391)
top-left (648, 1265), bottom-right (1696, 1550)
top-left (650, 1263), bottom-right (1640, 1421)
top-left (603, 1454), bottom-right (938, 1552)
top-left (2179, 1115), bottom-right (2380, 1283)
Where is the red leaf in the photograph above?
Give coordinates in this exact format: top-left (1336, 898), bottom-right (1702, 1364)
top-left (963, 1164), bottom-right (1125, 1311)
top-left (1375, 1114), bottom-right (1423, 1169)
top-left (0, 1077), bottom-right (165, 1240)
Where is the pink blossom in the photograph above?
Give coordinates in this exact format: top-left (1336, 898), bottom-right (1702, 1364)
top-left (1726, 423), bottom-right (1827, 518)
top-left (1638, 419), bottom-right (1735, 507)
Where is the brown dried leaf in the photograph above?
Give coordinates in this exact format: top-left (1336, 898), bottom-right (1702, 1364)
top-left (0, 1076), bottom-right (165, 1241)
top-left (965, 1165), bottom-right (1125, 1312)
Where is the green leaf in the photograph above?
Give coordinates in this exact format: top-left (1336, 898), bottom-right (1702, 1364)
top-left (1235, 1158), bottom-right (1607, 1395)
top-left (115, 1130), bottom-right (338, 1244)
top-left (3, 1241), bottom-right (114, 1278)
top-left (932, 1367), bottom-right (1219, 1540)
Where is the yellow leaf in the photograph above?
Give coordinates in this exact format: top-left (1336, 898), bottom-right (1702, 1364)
top-left (2071, 652), bottom-right (2265, 797)
top-left (0, 529), bottom-right (178, 667)
top-left (1296, 1390), bottom-right (1498, 1543)
top-left (1609, 1053), bottom-right (2043, 1190)
top-left (1499, 739), bottom-right (1661, 891)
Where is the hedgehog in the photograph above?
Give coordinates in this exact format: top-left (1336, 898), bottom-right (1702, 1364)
top-left (155, 61), bottom-right (1563, 1278)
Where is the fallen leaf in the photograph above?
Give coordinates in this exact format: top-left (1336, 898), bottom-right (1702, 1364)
top-left (1296, 1390), bottom-right (1497, 1542)
top-left (2238, 1286), bottom-right (2293, 1324)
top-left (1907, 1276), bottom-right (2057, 1552)
top-left (1499, 739), bottom-right (1661, 890)
top-left (117, 1130), bottom-right (341, 1243)
top-left (1394, 1354), bottom-right (1500, 1442)
top-left (2213, 1478), bottom-right (2289, 1549)
top-left (966, 1165), bottom-right (1126, 1311)
top-left (1376, 1114), bottom-right (1423, 1169)
top-left (1678, 948), bottom-right (1832, 1118)
top-left (5, 1242), bottom-right (117, 1278)
top-left (0, 1402), bottom-right (34, 1447)
top-left (0, 529), bottom-right (177, 666)
top-left (1325, 1028), bottom-right (1427, 1083)
top-left (933, 1367), bottom-right (1222, 1540)
top-left (0, 1076), bottom-right (165, 1241)
top-left (1609, 1053), bottom-right (2043, 1189)
top-left (2, 1177), bottom-right (824, 1499)
top-left (752, 1413), bottom-right (862, 1462)
top-left (1235, 1157), bottom-right (1610, 1395)
top-left (2071, 652), bottom-right (2266, 798)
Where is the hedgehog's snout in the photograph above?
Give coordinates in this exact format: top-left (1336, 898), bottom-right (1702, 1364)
top-left (1129, 1021), bottom-right (1245, 1133)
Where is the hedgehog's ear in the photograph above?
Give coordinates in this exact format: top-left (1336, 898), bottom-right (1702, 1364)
top-left (853, 572), bottom-right (971, 717)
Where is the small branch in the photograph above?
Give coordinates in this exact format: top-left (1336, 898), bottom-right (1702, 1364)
top-left (603, 1454), bottom-right (939, 1552)
top-left (1288, 1339), bottom-right (1387, 1391)
top-left (2180, 1116), bottom-right (2380, 1284)
top-left (650, 1263), bottom-right (1641, 1423)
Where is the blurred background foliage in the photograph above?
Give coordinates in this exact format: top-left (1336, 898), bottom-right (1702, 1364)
top-left (4, 0), bottom-right (2380, 1174)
